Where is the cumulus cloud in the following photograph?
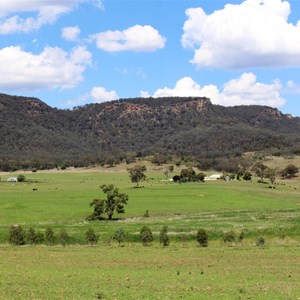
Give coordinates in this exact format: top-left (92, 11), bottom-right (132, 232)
top-left (0, 45), bottom-right (92, 90)
top-left (90, 25), bottom-right (166, 52)
top-left (91, 86), bottom-right (119, 103)
top-left (62, 26), bottom-right (81, 41)
top-left (182, 0), bottom-right (300, 69)
top-left (142, 73), bottom-right (285, 108)
top-left (0, 0), bottom-right (90, 34)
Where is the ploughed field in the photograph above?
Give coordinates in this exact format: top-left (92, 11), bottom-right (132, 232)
top-left (0, 167), bottom-right (300, 299)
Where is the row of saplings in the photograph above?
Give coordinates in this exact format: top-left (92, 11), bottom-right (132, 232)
top-left (7, 224), bottom-right (266, 247)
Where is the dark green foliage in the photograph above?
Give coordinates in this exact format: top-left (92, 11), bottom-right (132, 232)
top-left (45, 227), bottom-right (55, 245)
top-left (26, 227), bottom-right (38, 245)
top-left (1, 93), bottom-right (300, 171)
top-left (144, 209), bottom-right (150, 218)
top-left (58, 228), bottom-right (69, 247)
top-left (127, 165), bottom-right (147, 187)
top-left (8, 225), bottom-right (26, 246)
top-left (243, 172), bottom-right (252, 181)
top-left (140, 226), bottom-right (153, 246)
top-left (159, 225), bottom-right (170, 247)
top-left (112, 228), bottom-right (125, 246)
top-left (17, 174), bottom-right (26, 182)
top-left (280, 164), bottom-right (299, 178)
top-left (85, 228), bottom-right (99, 246)
top-left (196, 229), bottom-right (208, 247)
top-left (88, 184), bottom-right (129, 220)
top-left (238, 231), bottom-right (245, 242)
top-left (256, 237), bottom-right (265, 247)
top-left (223, 231), bottom-right (236, 244)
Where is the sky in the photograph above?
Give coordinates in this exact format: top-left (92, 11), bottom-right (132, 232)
top-left (0, 0), bottom-right (300, 116)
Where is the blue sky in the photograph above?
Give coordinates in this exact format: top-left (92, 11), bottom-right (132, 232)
top-left (0, 0), bottom-right (300, 116)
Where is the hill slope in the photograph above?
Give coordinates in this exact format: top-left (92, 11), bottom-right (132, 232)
top-left (1, 93), bottom-right (300, 169)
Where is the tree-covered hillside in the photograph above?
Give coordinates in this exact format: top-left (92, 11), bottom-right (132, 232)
top-left (1, 93), bottom-right (300, 170)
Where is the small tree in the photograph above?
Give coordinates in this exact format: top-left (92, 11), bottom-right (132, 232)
top-left (265, 167), bottom-right (276, 188)
top-left (252, 162), bottom-right (267, 182)
top-left (17, 174), bottom-right (26, 182)
top-left (58, 228), bottom-right (69, 247)
top-left (127, 165), bottom-right (147, 187)
top-left (26, 227), bottom-right (38, 245)
top-left (280, 164), bottom-right (299, 179)
top-left (85, 228), bottom-right (99, 246)
top-left (88, 184), bottom-right (129, 220)
top-left (140, 226), bottom-right (153, 246)
top-left (196, 229), bottom-right (208, 247)
top-left (8, 225), bottom-right (26, 246)
top-left (112, 228), bottom-right (125, 246)
top-left (159, 225), bottom-right (170, 247)
top-left (243, 172), bottom-right (252, 181)
top-left (223, 231), bottom-right (236, 244)
top-left (45, 227), bottom-right (55, 245)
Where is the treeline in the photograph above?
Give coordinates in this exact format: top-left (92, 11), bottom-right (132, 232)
top-left (7, 224), bottom-right (269, 248)
top-left (1, 93), bottom-right (300, 171)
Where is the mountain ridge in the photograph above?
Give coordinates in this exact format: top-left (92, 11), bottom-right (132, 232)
top-left (1, 93), bottom-right (300, 170)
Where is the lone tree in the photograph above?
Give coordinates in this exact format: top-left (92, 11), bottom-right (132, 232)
top-left (159, 225), bottom-right (170, 247)
top-left (140, 225), bottom-right (153, 246)
top-left (127, 165), bottom-right (147, 187)
top-left (252, 162), bottom-right (268, 182)
top-left (88, 184), bottom-right (128, 220)
top-left (196, 228), bottom-right (208, 247)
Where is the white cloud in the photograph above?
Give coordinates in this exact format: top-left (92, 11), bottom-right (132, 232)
top-left (90, 25), bottom-right (166, 52)
top-left (62, 26), bottom-right (81, 41)
top-left (0, 0), bottom-right (95, 34)
top-left (182, 0), bottom-right (300, 69)
top-left (91, 86), bottom-right (119, 103)
top-left (143, 73), bottom-right (285, 108)
top-left (0, 45), bottom-right (91, 90)
top-left (286, 81), bottom-right (300, 94)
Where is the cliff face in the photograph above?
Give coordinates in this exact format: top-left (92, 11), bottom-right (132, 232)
top-left (1, 93), bottom-right (300, 165)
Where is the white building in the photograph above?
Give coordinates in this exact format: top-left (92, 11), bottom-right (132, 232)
top-left (204, 174), bottom-right (222, 181)
top-left (7, 177), bottom-right (18, 182)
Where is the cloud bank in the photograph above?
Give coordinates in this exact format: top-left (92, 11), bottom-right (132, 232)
top-left (91, 25), bottom-right (166, 52)
top-left (142, 74), bottom-right (285, 108)
top-left (182, 0), bottom-right (300, 69)
top-left (0, 45), bottom-right (91, 90)
top-left (0, 0), bottom-right (88, 34)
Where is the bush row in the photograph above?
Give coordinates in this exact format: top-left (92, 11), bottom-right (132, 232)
top-left (7, 225), bottom-right (266, 247)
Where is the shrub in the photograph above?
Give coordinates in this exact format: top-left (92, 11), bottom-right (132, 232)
top-left (256, 237), bottom-right (265, 247)
top-left (159, 225), bottom-right (170, 247)
top-left (26, 227), bottom-right (38, 245)
top-left (58, 228), bottom-right (70, 247)
top-left (238, 231), bottom-right (245, 242)
top-left (140, 226), bottom-right (153, 246)
top-left (8, 225), bottom-right (26, 246)
top-left (85, 228), bottom-right (99, 246)
top-left (196, 229), bottom-right (208, 247)
top-left (112, 228), bottom-right (125, 246)
top-left (223, 231), bottom-right (236, 243)
top-left (17, 174), bottom-right (26, 182)
top-left (45, 227), bottom-right (55, 245)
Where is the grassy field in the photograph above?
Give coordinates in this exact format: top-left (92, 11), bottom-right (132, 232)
top-left (0, 165), bottom-right (300, 299)
top-left (0, 245), bottom-right (300, 300)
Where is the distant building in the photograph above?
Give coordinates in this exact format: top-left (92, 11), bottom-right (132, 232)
top-left (7, 177), bottom-right (18, 182)
top-left (204, 174), bottom-right (222, 181)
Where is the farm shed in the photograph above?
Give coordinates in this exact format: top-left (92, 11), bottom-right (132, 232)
top-left (7, 177), bottom-right (18, 182)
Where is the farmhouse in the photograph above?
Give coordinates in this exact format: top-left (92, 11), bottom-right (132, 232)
top-left (205, 174), bottom-right (222, 181)
top-left (7, 177), bottom-right (18, 182)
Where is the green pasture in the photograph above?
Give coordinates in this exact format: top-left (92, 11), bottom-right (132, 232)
top-left (0, 245), bottom-right (299, 299)
top-left (0, 170), bottom-right (300, 243)
top-left (0, 169), bottom-right (300, 299)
